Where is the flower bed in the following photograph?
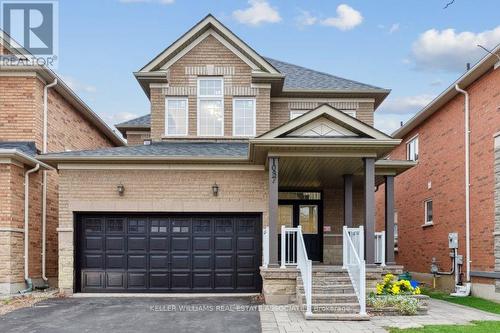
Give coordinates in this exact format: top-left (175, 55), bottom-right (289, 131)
top-left (368, 273), bottom-right (429, 316)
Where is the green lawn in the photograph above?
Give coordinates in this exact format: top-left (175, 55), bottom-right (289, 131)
top-left (423, 289), bottom-right (500, 315)
top-left (388, 321), bottom-right (500, 333)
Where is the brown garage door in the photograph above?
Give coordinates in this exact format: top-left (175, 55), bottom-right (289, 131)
top-left (76, 214), bottom-right (262, 293)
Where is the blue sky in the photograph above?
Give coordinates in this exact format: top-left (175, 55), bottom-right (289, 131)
top-left (56, 0), bottom-right (500, 134)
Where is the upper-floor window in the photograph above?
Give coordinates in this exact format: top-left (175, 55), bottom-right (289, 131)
top-left (197, 77), bottom-right (224, 136)
top-left (290, 110), bottom-right (307, 120)
top-left (406, 136), bottom-right (419, 161)
top-left (424, 199), bottom-right (433, 225)
top-left (165, 98), bottom-right (188, 136)
top-left (233, 98), bottom-right (256, 137)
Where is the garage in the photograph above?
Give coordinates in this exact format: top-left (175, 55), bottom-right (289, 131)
top-left (76, 214), bottom-right (262, 293)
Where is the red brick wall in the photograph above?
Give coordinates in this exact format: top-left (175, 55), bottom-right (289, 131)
top-left (0, 74), bottom-right (117, 287)
top-left (376, 67), bottom-right (500, 283)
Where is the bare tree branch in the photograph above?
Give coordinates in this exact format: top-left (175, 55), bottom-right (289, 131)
top-left (443, 0), bottom-right (455, 9)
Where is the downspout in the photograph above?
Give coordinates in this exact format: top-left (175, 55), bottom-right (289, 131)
top-left (455, 84), bottom-right (471, 284)
top-left (20, 164), bottom-right (40, 294)
top-left (42, 78), bottom-right (57, 285)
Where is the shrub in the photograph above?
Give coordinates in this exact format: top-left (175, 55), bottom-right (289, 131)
top-left (367, 295), bottom-right (419, 315)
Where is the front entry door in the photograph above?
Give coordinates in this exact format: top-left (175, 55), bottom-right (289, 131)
top-left (278, 195), bottom-right (323, 262)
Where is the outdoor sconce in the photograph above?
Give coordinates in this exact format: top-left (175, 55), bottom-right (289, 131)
top-left (117, 183), bottom-right (125, 196)
top-left (212, 182), bottom-right (219, 196)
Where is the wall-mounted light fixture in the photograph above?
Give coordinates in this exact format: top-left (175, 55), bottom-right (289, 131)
top-left (212, 182), bottom-right (219, 196)
top-left (117, 183), bottom-right (125, 196)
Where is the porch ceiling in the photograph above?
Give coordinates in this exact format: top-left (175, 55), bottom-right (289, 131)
top-left (278, 156), bottom-right (364, 188)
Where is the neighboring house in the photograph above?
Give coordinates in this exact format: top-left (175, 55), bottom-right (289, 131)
top-left (39, 15), bottom-right (413, 317)
top-left (375, 45), bottom-right (500, 301)
top-left (0, 34), bottom-right (124, 294)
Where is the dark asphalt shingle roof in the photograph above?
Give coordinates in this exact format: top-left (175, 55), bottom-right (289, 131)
top-left (40, 141), bottom-right (249, 158)
top-left (115, 114), bottom-right (151, 128)
top-left (264, 57), bottom-right (386, 91)
top-left (0, 141), bottom-right (37, 156)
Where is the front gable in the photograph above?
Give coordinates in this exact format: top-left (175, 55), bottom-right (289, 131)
top-left (257, 104), bottom-right (392, 140)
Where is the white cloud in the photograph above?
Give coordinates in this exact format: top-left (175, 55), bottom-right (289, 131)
top-left (118, 0), bottom-right (174, 4)
top-left (378, 94), bottom-right (434, 115)
top-left (60, 75), bottom-right (97, 94)
top-left (430, 79), bottom-right (443, 87)
top-left (296, 10), bottom-right (317, 27)
top-left (389, 23), bottom-right (400, 34)
top-left (233, 0), bottom-right (281, 26)
top-left (411, 26), bottom-right (500, 72)
top-left (320, 4), bottom-right (363, 31)
top-left (375, 114), bottom-right (406, 135)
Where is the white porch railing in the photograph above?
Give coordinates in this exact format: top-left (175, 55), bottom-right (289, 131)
top-left (342, 226), bottom-right (366, 316)
top-left (281, 225), bottom-right (312, 316)
top-left (374, 231), bottom-right (386, 267)
top-left (263, 226), bottom-right (269, 268)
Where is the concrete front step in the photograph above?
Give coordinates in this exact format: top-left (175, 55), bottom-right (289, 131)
top-left (299, 293), bottom-right (359, 304)
top-left (297, 285), bottom-right (355, 294)
top-left (300, 303), bottom-right (361, 314)
top-left (304, 313), bottom-right (370, 321)
top-left (299, 276), bottom-right (352, 283)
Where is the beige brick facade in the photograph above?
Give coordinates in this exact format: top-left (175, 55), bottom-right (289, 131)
top-left (57, 168), bottom-right (268, 293)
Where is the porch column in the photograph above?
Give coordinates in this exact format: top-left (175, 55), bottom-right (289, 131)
top-left (363, 158), bottom-right (376, 265)
top-left (385, 175), bottom-right (396, 265)
top-left (268, 156), bottom-right (279, 267)
top-left (343, 174), bottom-right (353, 227)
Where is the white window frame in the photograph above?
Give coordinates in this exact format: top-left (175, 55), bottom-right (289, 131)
top-left (406, 135), bottom-right (419, 161)
top-left (424, 199), bottom-right (433, 226)
top-left (197, 77), bottom-right (224, 137)
top-left (290, 110), bottom-right (307, 120)
top-left (165, 97), bottom-right (189, 136)
top-left (232, 98), bottom-right (256, 137)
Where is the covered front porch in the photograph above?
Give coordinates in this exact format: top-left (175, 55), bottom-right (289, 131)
top-left (249, 104), bottom-right (415, 318)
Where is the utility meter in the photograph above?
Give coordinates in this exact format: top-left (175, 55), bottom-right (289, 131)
top-left (448, 233), bottom-right (458, 249)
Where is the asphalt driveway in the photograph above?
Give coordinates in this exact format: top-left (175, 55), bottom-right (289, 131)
top-left (0, 296), bottom-right (262, 333)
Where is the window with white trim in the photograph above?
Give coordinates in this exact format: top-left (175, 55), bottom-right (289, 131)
top-left (424, 199), bottom-right (433, 225)
top-left (165, 98), bottom-right (188, 136)
top-left (197, 77), bottom-right (224, 136)
top-left (233, 98), bottom-right (255, 137)
top-left (290, 110), bottom-right (307, 120)
top-left (407, 136), bottom-right (419, 161)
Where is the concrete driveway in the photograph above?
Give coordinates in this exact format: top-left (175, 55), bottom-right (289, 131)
top-left (0, 296), bottom-right (262, 333)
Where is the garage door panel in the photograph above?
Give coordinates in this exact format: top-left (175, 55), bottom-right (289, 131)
top-left (150, 255), bottom-right (168, 270)
top-left (193, 273), bottom-right (212, 289)
top-left (171, 236), bottom-right (190, 251)
top-left (106, 272), bottom-right (126, 289)
top-left (215, 255), bottom-right (233, 269)
top-left (128, 255), bottom-right (147, 269)
top-left (171, 255), bottom-right (190, 269)
top-left (106, 236), bottom-right (125, 251)
top-left (106, 254), bottom-right (126, 269)
top-left (150, 237), bottom-right (168, 251)
top-left (84, 254), bottom-right (104, 269)
top-left (78, 214), bottom-right (261, 293)
top-left (171, 273), bottom-right (191, 289)
top-left (128, 236), bottom-right (147, 251)
top-left (149, 273), bottom-right (169, 289)
top-left (193, 255), bottom-right (211, 269)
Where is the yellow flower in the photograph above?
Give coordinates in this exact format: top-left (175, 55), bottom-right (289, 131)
top-left (414, 287), bottom-right (421, 295)
top-left (376, 284), bottom-right (384, 295)
top-left (391, 284), bottom-right (400, 295)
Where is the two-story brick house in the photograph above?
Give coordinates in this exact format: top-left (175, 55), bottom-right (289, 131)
top-left (0, 33), bottom-right (124, 294)
top-left (39, 15), bottom-right (413, 318)
top-left (375, 44), bottom-right (500, 301)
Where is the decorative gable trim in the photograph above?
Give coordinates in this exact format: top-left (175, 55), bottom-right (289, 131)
top-left (139, 15), bottom-right (280, 74)
top-left (287, 117), bottom-right (357, 137)
top-left (257, 104), bottom-right (392, 140)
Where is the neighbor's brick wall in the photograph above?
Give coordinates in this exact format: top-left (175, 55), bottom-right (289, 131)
top-left (149, 35), bottom-right (271, 140)
top-left (375, 66), bottom-right (500, 285)
top-left (57, 168), bottom-right (268, 293)
top-left (0, 74), bottom-right (117, 291)
top-left (126, 131), bottom-right (151, 146)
